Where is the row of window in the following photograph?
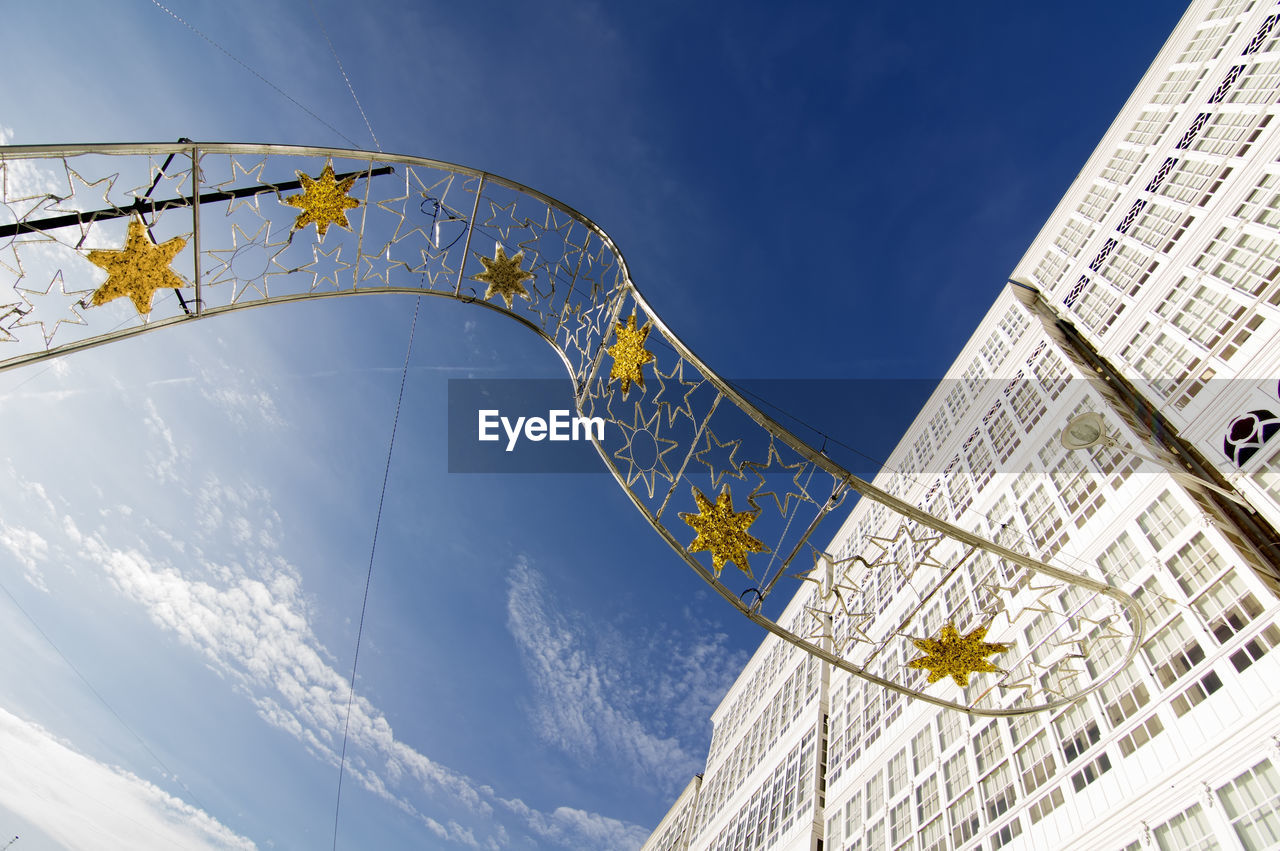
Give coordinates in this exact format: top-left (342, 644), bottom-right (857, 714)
top-left (1118, 756), bottom-right (1280, 850)
top-left (1043, 12), bottom-right (1280, 357)
top-left (823, 476), bottom-right (1280, 848)
top-left (705, 631), bottom-right (809, 767)
top-left (644, 780), bottom-right (700, 851)
top-left (891, 307), bottom-right (1034, 484)
top-left (690, 444), bottom-right (1278, 849)
top-left (698, 728), bottom-right (817, 851)
top-left (694, 653), bottom-right (820, 837)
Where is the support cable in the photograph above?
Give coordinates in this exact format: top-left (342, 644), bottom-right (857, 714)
top-left (308, 0), bottom-right (381, 153)
top-left (331, 298), bottom-right (420, 850)
top-left (147, 0), bottom-right (362, 148)
top-left (302, 8), bottom-right (415, 846)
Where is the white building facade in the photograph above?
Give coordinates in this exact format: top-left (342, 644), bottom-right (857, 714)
top-left (645, 1), bottom-right (1280, 849)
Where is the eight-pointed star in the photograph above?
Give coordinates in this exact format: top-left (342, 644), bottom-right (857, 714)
top-left (282, 162), bottom-right (360, 237)
top-left (606, 312), bottom-right (656, 398)
top-left (86, 216), bottom-right (188, 315)
top-left (473, 245), bottom-right (534, 309)
top-left (679, 485), bottom-right (770, 578)
top-left (907, 622), bottom-right (1009, 688)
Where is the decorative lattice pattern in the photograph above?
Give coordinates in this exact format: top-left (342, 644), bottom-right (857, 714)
top-left (0, 143), bottom-right (1145, 716)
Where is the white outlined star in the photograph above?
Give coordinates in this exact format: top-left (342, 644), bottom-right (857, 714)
top-left (612, 401), bottom-right (681, 500)
top-left (12, 269), bottom-right (91, 345)
top-left (742, 440), bottom-right (816, 518)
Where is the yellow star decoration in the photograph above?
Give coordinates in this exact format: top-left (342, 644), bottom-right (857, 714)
top-left (679, 485), bottom-right (770, 578)
top-left (907, 622), bottom-right (1010, 688)
top-left (473, 246), bottom-right (534, 308)
top-left (86, 216), bottom-right (188, 315)
top-left (606, 312), bottom-right (656, 397)
top-left (281, 163), bottom-right (360, 237)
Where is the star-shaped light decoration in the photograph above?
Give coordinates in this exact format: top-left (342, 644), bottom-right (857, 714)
top-left (679, 485), bottom-right (770, 578)
top-left (473, 245), bottom-right (534, 309)
top-left (205, 219), bottom-right (290, 303)
top-left (281, 162), bottom-right (360, 237)
top-left (804, 605), bottom-right (838, 648)
top-left (980, 579), bottom-right (1060, 628)
top-left (651, 359), bottom-right (709, 428)
top-left (85, 216), bottom-right (188, 315)
top-left (49, 165), bottom-right (118, 245)
top-left (867, 522), bottom-right (945, 581)
top-left (13, 270), bottom-right (91, 345)
top-left (483, 199), bottom-right (532, 241)
top-left (742, 440), bottom-right (815, 518)
top-left (794, 549), bottom-right (868, 618)
top-left (613, 401), bottom-right (681, 499)
top-left (692, 426), bottom-right (746, 490)
top-left (907, 622), bottom-right (1010, 688)
top-left (1033, 658), bottom-right (1087, 699)
top-left (606, 312), bottom-right (656, 398)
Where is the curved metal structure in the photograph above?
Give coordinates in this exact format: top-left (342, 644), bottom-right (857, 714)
top-left (0, 142), bottom-right (1144, 714)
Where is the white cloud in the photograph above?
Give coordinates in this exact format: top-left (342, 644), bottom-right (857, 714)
top-left (143, 397), bottom-right (185, 484)
top-left (0, 126), bottom-right (674, 851)
top-left (67, 499), bottom-right (495, 828)
top-left (52, 479), bottom-right (642, 850)
top-left (192, 359), bottom-right (284, 431)
top-left (0, 465), bottom-right (61, 591)
top-left (0, 521), bottom-right (49, 590)
top-left (505, 557), bottom-right (741, 794)
top-left (0, 705), bottom-right (254, 850)
top-left (501, 796), bottom-right (649, 851)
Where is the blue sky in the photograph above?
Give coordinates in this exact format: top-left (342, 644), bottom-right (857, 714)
top-left (0, 2), bottom-right (1187, 849)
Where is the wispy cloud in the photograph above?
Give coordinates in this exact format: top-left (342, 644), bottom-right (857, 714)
top-left (32, 475), bottom-right (646, 850)
top-left (193, 359), bottom-right (285, 431)
top-left (143, 397), bottom-right (185, 484)
top-left (505, 557), bottom-right (744, 795)
top-left (0, 520), bottom-right (49, 591)
top-left (500, 796), bottom-right (649, 850)
top-left (0, 462), bottom-right (60, 591)
top-left (65, 507), bottom-right (492, 830)
top-left (0, 705), bottom-right (255, 850)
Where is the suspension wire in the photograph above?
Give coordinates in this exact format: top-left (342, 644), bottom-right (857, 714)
top-left (332, 299), bottom-right (420, 850)
top-left (308, 0), bottom-right (381, 153)
top-left (150, 0), bottom-right (426, 836)
top-left (720, 375), bottom-right (906, 475)
top-left (289, 10), bottom-right (416, 846)
top-left (146, 0), bottom-right (362, 148)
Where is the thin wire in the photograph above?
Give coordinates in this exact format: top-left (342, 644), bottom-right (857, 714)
top-left (308, 0), bottom-right (381, 153)
top-left (0, 575), bottom-right (209, 814)
top-left (331, 296), bottom-right (421, 850)
top-left (720, 375), bottom-right (910, 476)
top-left (146, 0), bottom-right (362, 148)
top-left (298, 12), bottom-right (402, 845)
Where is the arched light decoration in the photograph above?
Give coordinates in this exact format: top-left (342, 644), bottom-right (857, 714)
top-left (0, 143), bottom-right (1145, 715)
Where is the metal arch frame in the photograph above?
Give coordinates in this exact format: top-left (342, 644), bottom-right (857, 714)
top-left (0, 141), bottom-right (1145, 716)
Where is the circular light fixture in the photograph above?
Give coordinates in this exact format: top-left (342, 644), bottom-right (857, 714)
top-left (1060, 411), bottom-right (1111, 450)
